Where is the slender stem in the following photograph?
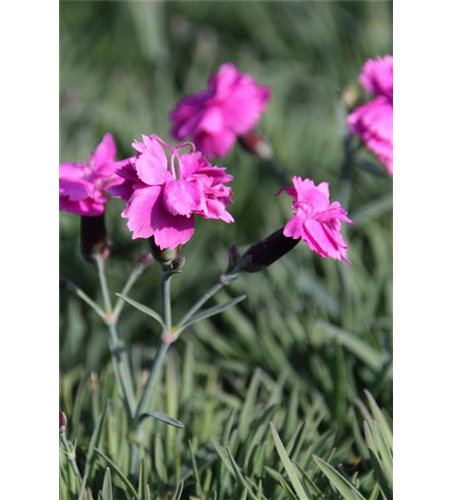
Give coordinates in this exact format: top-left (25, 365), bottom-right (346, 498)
top-left (134, 342), bottom-right (170, 420)
top-left (129, 268), bottom-right (173, 478)
top-left (134, 269), bottom-right (172, 419)
top-left (162, 270), bottom-right (172, 331)
top-left (59, 429), bottom-right (82, 482)
top-left (178, 281), bottom-right (225, 327)
top-left (339, 135), bottom-right (355, 209)
top-left (107, 323), bottom-right (136, 419)
top-left (94, 254), bottom-right (136, 421)
top-left (94, 254), bottom-right (113, 313)
top-left (113, 263), bottom-right (146, 319)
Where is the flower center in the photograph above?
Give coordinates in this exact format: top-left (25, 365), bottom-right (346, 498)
top-left (151, 134), bottom-right (196, 180)
top-left (293, 200), bottom-right (314, 219)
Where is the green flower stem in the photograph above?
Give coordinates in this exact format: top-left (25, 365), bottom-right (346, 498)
top-left (93, 254), bottom-right (136, 421)
top-left (59, 428), bottom-right (82, 484)
top-left (134, 342), bottom-right (170, 422)
top-left (133, 269), bottom-right (172, 421)
top-left (162, 272), bottom-right (172, 331)
top-left (129, 268), bottom-right (173, 477)
top-left (94, 253), bottom-right (113, 313)
top-left (339, 135), bottom-right (355, 209)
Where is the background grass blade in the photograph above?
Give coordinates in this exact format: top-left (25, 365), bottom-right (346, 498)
top-left (78, 400), bottom-right (109, 500)
top-left (139, 410), bottom-right (184, 429)
top-left (270, 422), bottom-right (309, 500)
top-left (313, 456), bottom-right (366, 500)
top-left (101, 468), bottom-right (113, 500)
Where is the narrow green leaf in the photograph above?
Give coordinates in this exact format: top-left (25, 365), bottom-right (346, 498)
top-left (279, 477), bottom-right (300, 500)
top-left (139, 411), bottom-right (184, 429)
top-left (170, 481), bottom-right (184, 500)
top-left (309, 428), bottom-right (337, 462)
top-left (213, 441), bottom-right (235, 476)
top-left (78, 400), bottom-right (109, 500)
top-left (138, 459), bottom-right (146, 500)
top-left (181, 341), bottom-right (194, 404)
top-left (59, 467), bottom-right (72, 500)
top-left (239, 370), bottom-right (261, 440)
top-left (270, 422), bottom-right (309, 500)
top-left (313, 456), bottom-right (366, 500)
top-left (154, 434), bottom-right (167, 483)
top-left (178, 295), bottom-right (246, 331)
top-left (221, 408), bottom-right (237, 447)
top-left (369, 483), bottom-right (381, 500)
top-left (188, 440), bottom-right (205, 500)
top-left (94, 448), bottom-right (138, 499)
top-left (226, 448), bottom-right (260, 500)
top-left (294, 463), bottom-right (326, 499)
top-left (364, 390), bottom-right (393, 450)
top-left (116, 294), bottom-right (165, 329)
top-left (369, 420), bottom-right (393, 477)
top-left (318, 321), bottom-right (384, 371)
top-left (364, 422), bottom-right (393, 500)
top-left (101, 468), bottom-right (113, 500)
top-left (333, 344), bottom-right (347, 428)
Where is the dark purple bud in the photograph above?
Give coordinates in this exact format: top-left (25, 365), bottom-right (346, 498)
top-left (239, 131), bottom-right (273, 162)
top-left (80, 215), bottom-right (110, 263)
top-left (227, 244), bottom-right (240, 272)
top-left (240, 228), bottom-right (299, 273)
top-left (59, 407), bottom-right (67, 429)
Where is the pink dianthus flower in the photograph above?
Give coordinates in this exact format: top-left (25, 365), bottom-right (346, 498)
top-left (279, 177), bottom-right (352, 264)
top-left (59, 133), bottom-right (125, 216)
top-left (170, 63), bottom-right (271, 158)
top-left (110, 134), bottom-right (234, 250)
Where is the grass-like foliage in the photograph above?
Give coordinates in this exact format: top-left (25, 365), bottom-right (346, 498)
top-left (60, 2), bottom-right (392, 499)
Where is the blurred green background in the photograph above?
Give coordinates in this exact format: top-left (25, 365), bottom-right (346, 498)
top-left (60, 2), bottom-right (392, 498)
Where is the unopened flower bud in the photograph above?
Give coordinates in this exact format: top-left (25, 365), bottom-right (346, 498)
top-left (239, 131), bottom-right (273, 162)
top-left (59, 407), bottom-right (67, 429)
top-left (226, 243), bottom-right (241, 273)
top-left (137, 250), bottom-right (155, 268)
top-left (148, 237), bottom-right (182, 267)
top-left (80, 215), bottom-right (110, 263)
top-left (172, 256), bottom-right (186, 270)
top-left (240, 228), bottom-right (300, 273)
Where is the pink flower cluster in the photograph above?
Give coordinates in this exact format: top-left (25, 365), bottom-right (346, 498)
top-left (170, 63), bottom-right (271, 158)
top-left (359, 56), bottom-right (392, 97)
top-left (279, 177), bottom-right (352, 264)
top-left (59, 134), bottom-right (124, 216)
top-left (348, 56), bottom-right (391, 165)
top-left (110, 135), bottom-right (234, 249)
top-left (60, 63), bottom-right (355, 263)
top-left (348, 56), bottom-right (452, 176)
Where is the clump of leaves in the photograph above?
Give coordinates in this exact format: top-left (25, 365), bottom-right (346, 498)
top-left (60, 348), bottom-right (392, 500)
